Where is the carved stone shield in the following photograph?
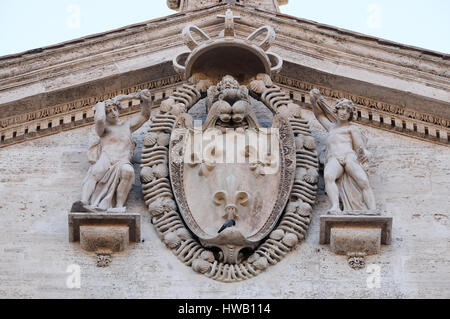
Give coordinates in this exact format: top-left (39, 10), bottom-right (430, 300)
top-left (169, 114), bottom-right (295, 263)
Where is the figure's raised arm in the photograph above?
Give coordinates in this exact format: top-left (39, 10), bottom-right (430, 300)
top-left (309, 89), bottom-right (335, 132)
top-left (94, 101), bottom-right (106, 136)
top-left (128, 89), bottom-right (152, 132)
top-left (112, 92), bottom-right (140, 104)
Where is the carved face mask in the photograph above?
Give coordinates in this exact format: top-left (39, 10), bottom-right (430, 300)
top-left (219, 76), bottom-right (239, 90)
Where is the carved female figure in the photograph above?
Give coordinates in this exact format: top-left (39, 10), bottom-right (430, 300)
top-left (309, 89), bottom-right (376, 212)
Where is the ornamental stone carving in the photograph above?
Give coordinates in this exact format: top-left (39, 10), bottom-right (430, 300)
top-left (72, 90), bottom-right (152, 213)
top-left (309, 89), bottom-right (375, 213)
top-left (310, 89), bottom-right (392, 268)
top-left (140, 11), bottom-right (320, 281)
top-left (68, 91), bottom-right (150, 265)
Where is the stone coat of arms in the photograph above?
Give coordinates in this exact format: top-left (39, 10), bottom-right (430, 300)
top-left (139, 10), bottom-right (320, 281)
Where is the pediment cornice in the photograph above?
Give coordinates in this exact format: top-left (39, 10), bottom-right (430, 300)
top-left (0, 3), bottom-right (448, 148)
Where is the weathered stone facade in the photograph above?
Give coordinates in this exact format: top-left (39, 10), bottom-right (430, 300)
top-left (0, 111), bottom-right (449, 298)
top-left (0, 1), bottom-right (449, 298)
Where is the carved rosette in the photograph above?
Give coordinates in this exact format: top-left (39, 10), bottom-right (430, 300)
top-left (140, 13), bottom-right (319, 282)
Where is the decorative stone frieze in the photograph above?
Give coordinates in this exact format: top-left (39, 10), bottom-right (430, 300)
top-left (1, 4), bottom-right (448, 149)
top-left (2, 72), bottom-right (447, 149)
top-left (0, 74), bottom-right (183, 148)
top-left (274, 74), bottom-right (449, 146)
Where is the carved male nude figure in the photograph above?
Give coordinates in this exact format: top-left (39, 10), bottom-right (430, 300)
top-left (310, 89), bottom-right (376, 212)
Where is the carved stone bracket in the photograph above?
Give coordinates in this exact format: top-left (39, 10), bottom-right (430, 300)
top-left (69, 212), bottom-right (141, 266)
top-left (320, 213), bottom-right (392, 269)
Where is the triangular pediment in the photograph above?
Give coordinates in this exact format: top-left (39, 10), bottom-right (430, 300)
top-left (0, 3), bottom-right (449, 147)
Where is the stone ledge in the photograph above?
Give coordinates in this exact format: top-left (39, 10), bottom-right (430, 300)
top-left (68, 212), bottom-right (141, 243)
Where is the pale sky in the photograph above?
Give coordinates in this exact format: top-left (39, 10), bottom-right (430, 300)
top-left (0, 0), bottom-right (449, 57)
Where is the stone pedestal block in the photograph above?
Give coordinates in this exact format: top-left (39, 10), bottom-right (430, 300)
top-left (69, 212), bottom-right (140, 243)
top-left (69, 212), bottom-right (141, 267)
top-left (320, 213), bottom-right (392, 269)
top-left (330, 226), bottom-right (381, 256)
top-left (80, 225), bottom-right (129, 252)
top-left (320, 214), bottom-right (392, 245)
